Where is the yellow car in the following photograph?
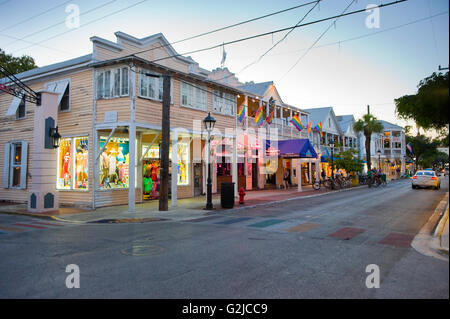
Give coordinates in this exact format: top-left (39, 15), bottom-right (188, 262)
top-left (412, 170), bottom-right (441, 190)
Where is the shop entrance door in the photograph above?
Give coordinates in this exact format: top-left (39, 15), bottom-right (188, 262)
top-left (194, 163), bottom-right (203, 196)
top-left (252, 162), bottom-right (258, 189)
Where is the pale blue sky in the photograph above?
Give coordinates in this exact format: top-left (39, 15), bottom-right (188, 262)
top-left (0, 0), bottom-right (448, 132)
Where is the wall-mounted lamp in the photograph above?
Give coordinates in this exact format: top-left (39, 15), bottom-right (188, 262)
top-left (49, 126), bottom-right (61, 149)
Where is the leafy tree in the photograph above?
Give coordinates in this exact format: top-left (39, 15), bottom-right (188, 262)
top-left (353, 114), bottom-right (384, 171)
top-left (0, 48), bottom-right (37, 74)
top-left (405, 134), bottom-right (439, 170)
top-left (334, 148), bottom-right (364, 174)
top-left (395, 72), bottom-right (449, 141)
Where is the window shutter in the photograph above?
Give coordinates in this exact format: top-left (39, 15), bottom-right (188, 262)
top-left (2, 143), bottom-right (11, 188)
top-left (19, 141), bottom-right (28, 189)
top-left (6, 93), bottom-right (24, 117)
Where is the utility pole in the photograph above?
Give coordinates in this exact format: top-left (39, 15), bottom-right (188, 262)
top-left (159, 72), bottom-right (171, 211)
top-left (367, 104), bottom-right (370, 115)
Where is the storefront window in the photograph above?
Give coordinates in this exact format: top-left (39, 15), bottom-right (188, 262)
top-left (176, 142), bottom-right (189, 185)
top-left (57, 138), bottom-right (72, 189)
top-left (57, 137), bottom-right (89, 190)
top-left (141, 141), bottom-right (189, 186)
top-left (74, 137), bottom-right (89, 189)
top-left (99, 137), bottom-right (129, 189)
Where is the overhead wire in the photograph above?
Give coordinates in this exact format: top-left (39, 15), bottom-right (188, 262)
top-left (11, 0), bottom-right (150, 54)
top-left (3, 0), bottom-right (118, 48)
top-left (0, 0), bottom-right (72, 33)
top-left (277, 0), bottom-right (358, 82)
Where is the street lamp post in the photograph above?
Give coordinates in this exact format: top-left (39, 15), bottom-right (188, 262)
top-left (203, 112), bottom-right (216, 210)
top-left (329, 139), bottom-right (335, 179)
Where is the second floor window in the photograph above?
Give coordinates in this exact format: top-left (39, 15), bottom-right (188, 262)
top-left (213, 90), bottom-right (234, 116)
top-left (181, 81), bottom-right (207, 111)
top-left (97, 67), bottom-right (129, 99)
top-left (138, 69), bottom-right (173, 102)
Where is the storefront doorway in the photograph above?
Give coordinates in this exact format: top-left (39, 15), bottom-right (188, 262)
top-left (193, 163), bottom-right (203, 196)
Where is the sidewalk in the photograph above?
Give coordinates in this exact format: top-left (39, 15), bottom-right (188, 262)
top-left (412, 192), bottom-right (449, 261)
top-left (0, 184), bottom-right (362, 224)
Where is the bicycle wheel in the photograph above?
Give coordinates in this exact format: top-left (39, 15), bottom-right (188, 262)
top-left (313, 181), bottom-right (320, 190)
top-left (323, 179), bottom-right (331, 189)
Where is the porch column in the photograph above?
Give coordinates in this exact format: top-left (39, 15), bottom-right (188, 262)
top-left (171, 130), bottom-right (178, 207)
top-left (290, 109), bottom-right (293, 138)
top-left (308, 161), bottom-right (312, 184)
top-left (232, 135), bottom-right (238, 198)
top-left (128, 123), bottom-right (136, 213)
top-left (298, 159), bottom-right (302, 192)
top-left (315, 158), bottom-right (320, 183)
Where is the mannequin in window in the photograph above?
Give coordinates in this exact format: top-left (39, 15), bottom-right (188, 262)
top-left (63, 151), bottom-right (71, 186)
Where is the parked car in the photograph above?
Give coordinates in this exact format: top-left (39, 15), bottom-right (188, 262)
top-left (412, 170), bottom-right (441, 190)
top-left (444, 167), bottom-right (449, 177)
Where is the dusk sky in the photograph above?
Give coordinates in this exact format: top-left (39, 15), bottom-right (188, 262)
top-left (1, 0), bottom-right (448, 134)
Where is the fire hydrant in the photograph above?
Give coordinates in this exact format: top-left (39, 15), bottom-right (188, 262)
top-left (238, 187), bottom-right (246, 205)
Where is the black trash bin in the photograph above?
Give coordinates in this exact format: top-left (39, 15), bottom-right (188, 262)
top-left (221, 182), bottom-right (235, 209)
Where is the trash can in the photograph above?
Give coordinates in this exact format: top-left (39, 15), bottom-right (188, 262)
top-left (221, 182), bottom-right (235, 209)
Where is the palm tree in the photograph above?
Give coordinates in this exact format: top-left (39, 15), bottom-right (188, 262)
top-left (353, 114), bottom-right (384, 171)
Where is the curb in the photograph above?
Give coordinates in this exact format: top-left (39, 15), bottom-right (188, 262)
top-left (209, 184), bottom-right (368, 215)
top-left (0, 210), bottom-right (56, 220)
top-left (411, 192), bottom-right (449, 262)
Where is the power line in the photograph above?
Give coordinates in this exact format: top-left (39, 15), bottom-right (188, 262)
top-left (3, 0), bottom-right (118, 48)
top-left (131, 0), bottom-right (406, 65)
top-left (127, 0), bottom-right (321, 57)
top-left (267, 11), bottom-right (448, 58)
top-left (0, 0), bottom-right (72, 33)
top-left (11, 0), bottom-right (150, 55)
top-left (278, 0), bottom-right (358, 82)
top-left (235, 0), bottom-right (322, 77)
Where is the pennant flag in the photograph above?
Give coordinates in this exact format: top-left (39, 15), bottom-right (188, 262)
top-left (266, 109), bottom-right (274, 125)
top-left (254, 105), bottom-right (264, 125)
top-left (238, 105), bottom-right (246, 123)
top-left (406, 143), bottom-right (413, 154)
top-left (290, 114), bottom-right (303, 132)
top-left (307, 121), bottom-right (313, 134)
top-left (314, 122), bottom-right (323, 137)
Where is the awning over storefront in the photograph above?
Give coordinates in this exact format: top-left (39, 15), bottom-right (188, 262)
top-left (265, 139), bottom-right (318, 158)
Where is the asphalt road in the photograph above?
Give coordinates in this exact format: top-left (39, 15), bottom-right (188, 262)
top-left (0, 178), bottom-right (448, 298)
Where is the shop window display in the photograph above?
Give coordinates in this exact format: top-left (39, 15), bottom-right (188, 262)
top-left (99, 137), bottom-right (129, 189)
top-left (57, 137), bottom-right (89, 190)
top-left (141, 141), bottom-right (189, 190)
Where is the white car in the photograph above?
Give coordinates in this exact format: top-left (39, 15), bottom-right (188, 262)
top-left (412, 170), bottom-right (441, 190)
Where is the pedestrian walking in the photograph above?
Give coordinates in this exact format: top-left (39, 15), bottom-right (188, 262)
top-left (283, 169), bottom-right (290, 190)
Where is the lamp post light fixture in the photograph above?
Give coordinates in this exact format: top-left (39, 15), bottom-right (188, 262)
top-left (329, 139), bottom-right (335, 179)
top-left (203, 112), bottom-right (216, 210)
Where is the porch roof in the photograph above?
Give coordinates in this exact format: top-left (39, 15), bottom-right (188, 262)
top-left (265, 139), bottom-right (318, 158)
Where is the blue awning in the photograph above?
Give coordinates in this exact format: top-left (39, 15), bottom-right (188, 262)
top-left (265, 139), bottom-right (318, 158)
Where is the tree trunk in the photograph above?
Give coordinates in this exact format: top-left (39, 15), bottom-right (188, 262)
top-left (365, 131), bottom-right (371, 171)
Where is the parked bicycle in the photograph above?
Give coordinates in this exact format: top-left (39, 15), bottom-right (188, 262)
top-left (313, 177), bottom-right (338, 190)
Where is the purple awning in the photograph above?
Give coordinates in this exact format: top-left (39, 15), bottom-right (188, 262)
top-left (265, 139), bottom-right (318, 158)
